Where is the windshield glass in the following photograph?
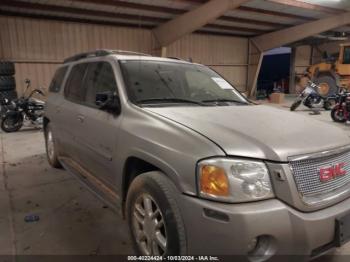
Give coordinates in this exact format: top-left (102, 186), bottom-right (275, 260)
top-left (119, 60), bottom-right (248, 106)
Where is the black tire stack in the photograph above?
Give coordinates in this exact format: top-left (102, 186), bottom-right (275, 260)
top-left (0, 61), bottom-right (17, 102)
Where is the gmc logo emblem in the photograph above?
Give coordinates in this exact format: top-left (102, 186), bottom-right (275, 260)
top-left (319, 163), bottom-right (347, 182)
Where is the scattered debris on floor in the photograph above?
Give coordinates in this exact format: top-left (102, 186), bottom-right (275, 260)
top-left (24, 214), bottom-right (40, 223)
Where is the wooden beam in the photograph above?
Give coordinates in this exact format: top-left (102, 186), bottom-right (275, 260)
top-left (205, 24), bottom-right (266, 34)
top-left (175, 0), bottom-right (317, 20)
top-left (0, 0), bottom-right (167, 24)
top-left (0, 10), bottom-right (155, 29)
top-left (237, 6), bottom-right (315, 21)
top-left (152, 0), bottom-right (249, 47)
top-left (252, 11), bottom-right (350, 52)
top-left (70, 0), bottom-right (183, 15)
top-left (71, 0), bottom-right (290, 28)
top-left (267, 0), bottom-right (343, 15)
top-left (219, 16), bottom-right (291, 28)
top-left (1, 0), bottom-right (268, 36)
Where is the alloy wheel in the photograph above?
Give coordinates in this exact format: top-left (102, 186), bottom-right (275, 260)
top-left (132, 194), bottom-right (167, 255)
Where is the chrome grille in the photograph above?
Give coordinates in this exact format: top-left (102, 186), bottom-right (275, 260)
top-left (290, 149), bottom-right (350, 197)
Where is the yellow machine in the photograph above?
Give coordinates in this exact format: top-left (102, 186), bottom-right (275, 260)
top-left (308, 43), bottom-right (350, 96)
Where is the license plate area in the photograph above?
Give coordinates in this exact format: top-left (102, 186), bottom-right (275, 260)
top-left (335, 212), bottom-right (350, 247)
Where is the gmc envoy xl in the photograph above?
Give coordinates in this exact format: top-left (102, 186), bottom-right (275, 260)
top-left (44, 50), bottom-right (350, 260)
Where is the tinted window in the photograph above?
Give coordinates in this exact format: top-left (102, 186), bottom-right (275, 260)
top-left (85, 62), bottom-right (118, 107)
top-left (344, 47), bottom-right (350, 64)
top-left (64, 63), bottom-right (88, 102)
top-left (49, 66), bottom-right (68, 93)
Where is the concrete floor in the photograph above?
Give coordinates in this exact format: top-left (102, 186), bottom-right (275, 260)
top-left (1, 99), bottom-right (350, 259)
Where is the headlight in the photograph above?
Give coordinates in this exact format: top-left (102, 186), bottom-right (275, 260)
top-left (197, 158), bottom-right (274, 203)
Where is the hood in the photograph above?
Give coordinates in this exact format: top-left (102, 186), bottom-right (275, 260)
top-left (145, 105), bottom-right (350, 162)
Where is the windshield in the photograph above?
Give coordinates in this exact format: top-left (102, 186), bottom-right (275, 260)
top-left (119, 60), bottom-right (249, 106)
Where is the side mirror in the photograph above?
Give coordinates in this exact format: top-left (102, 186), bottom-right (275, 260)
top-left (95, 91), bottom-right (121, 114)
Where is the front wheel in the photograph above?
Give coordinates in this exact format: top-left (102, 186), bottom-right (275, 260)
top-left (126, 172), bottom-right (187, 256)
top-left (1, 113), bottom-right (23, 132)
top-left (331, 106), bottom-right (347, 123)
top-left (290, 99), bottom-right (302, 111)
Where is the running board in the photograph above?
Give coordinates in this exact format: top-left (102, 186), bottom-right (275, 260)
top-left (59, 156), bottom-right (122, 214)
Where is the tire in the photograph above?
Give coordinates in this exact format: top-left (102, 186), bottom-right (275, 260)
top-left (0, 90), bottom-right (18, 102)
top-left (0, 61), bottom-right (15, 76)
top-left (314, 75), bottom-right (337, 97)
top-left (1, 113), bottom-right (23, 132)
top-left (331, 106), bottom-right (347, 123)
top-left (126, 171), bottom-right (187, 256)
top-left (0, 76), bottom-right (16, 91)
top-left (290, 100), bottom-right (302, 111)
top-left (44, 123), bottom-right (62, 168)
top-left (323, 101), bottom-right (332, 111)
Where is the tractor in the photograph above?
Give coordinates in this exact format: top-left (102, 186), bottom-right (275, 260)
top-left (307, 43), bottom-right (350, 96)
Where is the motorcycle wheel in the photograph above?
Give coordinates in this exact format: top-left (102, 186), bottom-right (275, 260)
top-left (331, 107), bottom-right (347, 123)
top-left (323, 101), bottom-right (332, 111)
top-left (1, 114), bottom-right (23, 132)
top-left (290, 100), bottom-right (302, 111)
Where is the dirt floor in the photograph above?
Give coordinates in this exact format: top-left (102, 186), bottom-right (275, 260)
top-left (1, 98), bottom-right (350, 260)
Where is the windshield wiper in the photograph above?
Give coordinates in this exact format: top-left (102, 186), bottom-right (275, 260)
top-left (136, 98), bottom-right (205, 106)
top-left (201, 99), bottom-right (249, 105)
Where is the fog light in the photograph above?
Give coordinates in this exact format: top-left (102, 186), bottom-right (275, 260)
top-left (247, 237), bottom-right (258, 253)
top-left (247, 235), bottom-right (276, 261)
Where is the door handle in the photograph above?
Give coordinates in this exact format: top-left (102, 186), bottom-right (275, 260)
top-left (77, 115), bottom-right (85, 123)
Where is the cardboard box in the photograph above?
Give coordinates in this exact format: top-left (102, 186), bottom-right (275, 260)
top-left (269, 92), bottom-right (285, 104)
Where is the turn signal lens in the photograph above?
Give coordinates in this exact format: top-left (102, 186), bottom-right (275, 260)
top-left (200, 165), bottom-right (229, 196)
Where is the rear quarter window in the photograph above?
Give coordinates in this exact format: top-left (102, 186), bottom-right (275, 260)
top-left (49, 66), bottom-right (68, 93)
top-left (64, 63), bottom-right (88, 102)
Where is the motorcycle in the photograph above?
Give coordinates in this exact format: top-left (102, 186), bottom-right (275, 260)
top-left (290, 80), bottom-right (335, 111)
top-left (1, 79), bottom-right (45, 133)
top-left (330, 88), bottom-right (350, 123)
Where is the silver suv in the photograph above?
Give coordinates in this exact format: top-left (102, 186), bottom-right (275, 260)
top-left (45, 50), bottom-right (350, 260)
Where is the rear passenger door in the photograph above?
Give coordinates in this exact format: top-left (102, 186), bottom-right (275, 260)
top-left (74, 61), bottom-right (122, 186)
top-left (45, 65), bottom-right (68, 141)
top-left (60, 63), bottom-right (89, 159)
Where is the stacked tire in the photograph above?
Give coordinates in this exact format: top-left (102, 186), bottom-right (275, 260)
top-left (0, 61), bottom-right (17, 102)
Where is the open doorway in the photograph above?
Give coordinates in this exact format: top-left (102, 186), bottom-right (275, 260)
top-left (256, 47), bottom-right (292, 99)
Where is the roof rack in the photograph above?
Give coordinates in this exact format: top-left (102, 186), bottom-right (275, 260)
top-left (63, 49), bottom-right (152, 64)
top-left (167, 57), bottom-right (183, 60)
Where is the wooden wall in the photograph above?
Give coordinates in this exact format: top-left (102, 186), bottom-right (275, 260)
top-left (0, 15), bottom-right (249, 94)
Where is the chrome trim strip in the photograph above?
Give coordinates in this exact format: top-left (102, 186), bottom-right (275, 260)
top-left (301, 182), bottom-right (350, 207)
top-left (288, 145), bottom-right (350, 162)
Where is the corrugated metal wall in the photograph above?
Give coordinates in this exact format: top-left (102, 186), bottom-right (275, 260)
top-left (0, 15), bottom-right (248, 94)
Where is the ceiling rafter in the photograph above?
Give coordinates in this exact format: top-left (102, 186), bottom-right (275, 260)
top-left (152, 0), bottom-right (250, 47)
top-left (70, 0), bottom-right (291, 28)
top-left (0, 0), bottom-right (266, 36)
top-left (0, 9), bottom-right (250, 38)
top-left (175, 0), bottom-right (321, 20)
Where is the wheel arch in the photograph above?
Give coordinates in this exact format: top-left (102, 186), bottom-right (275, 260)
top-left (121, 154), bottom-right (184, 217)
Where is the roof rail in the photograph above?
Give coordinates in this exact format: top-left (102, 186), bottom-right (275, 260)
top-left (63, 49), bottom-right (151, 63)
top-left (167, 56), bottom-right (183, 61)
top-left (110, 50), bottom-right (152, 57)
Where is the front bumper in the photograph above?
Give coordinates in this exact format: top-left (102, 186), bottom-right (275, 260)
top-left (179, 194), bottom-right (350, 258)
